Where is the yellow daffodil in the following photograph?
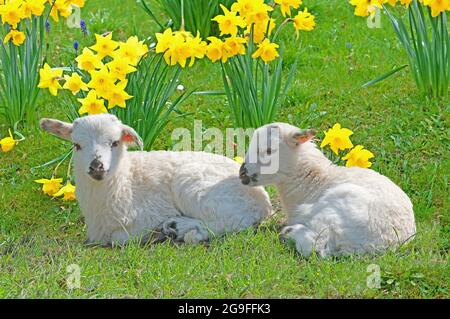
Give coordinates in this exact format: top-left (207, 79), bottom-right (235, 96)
top-left (106, 58), bottom-right (137, 81)
top-left (77, 90), bottom-right (107, 115)
top-left (186, 32), bottom-right (207, 67)
top-left (342, 145), bottom-right (375, 168)
top-left (252, 39), bottom-right (279, 63)
top-left (206, 36), bottom-right (225, 62)
top-left (63, 73), bottom-right (89, 95)
top-left (293, 8), bottom-right (316, 37)
top-left (249, 18), bottom-right (276, 43)
top-left (53, 181), bottom-right (76, 201)
top-left (0, 129), bottom-right (17, 153)
top-left (113, 36), bottom-right (148, 66)
top-left (224, 36), bottom-right (246, 57)
top-left (423, 0), bottom-right (450, 17)
top-left (35, 177), bottom-right (63, 196)
top-left (71, 0), bottom-right (86, 7)
top-left (399, 0), bottom-right (412, 5)
top-left (234, 156), bottom-right (244, 165)
top-left (350, 0), bottom-right (383, 16)
top-left (106, 81), bottom-right (133, 109)
top-left (166, 34), bottom-right (193, 68)
top-left (0, 1), bottom-right (24, 29)
top-left (155, 28), bottom-right (175, 54)
top-left (50, 0), bottom-right (73, 22)
top-left (212, 4), bottom-right (246, 36)
top-left (231, 0), bottom-right (259, 17)
top-left (275, 0), bottom-right (303, 17)
top-left (38, 63), bottom-right (63, 96)
top-left (384, 0), bottom-right (398, 6)
top-left (75, 48), bottom-right (104, 71)
top-left (173, 30), bottom-right (194, 40)
top-left (3, 29), bottom-right (26, 46)
top-left (87, 66), bottom-right (115, 98)
top-left (320, 123), bottom-right (354, 155)
top-left (244, 1), bottom-right (273, 25)
top-left (90, 33), bottom-right (119, 59)
top-left (155, 29), bottom-right (206, 67)
top-left (22, 0), bottom-right (47, 18)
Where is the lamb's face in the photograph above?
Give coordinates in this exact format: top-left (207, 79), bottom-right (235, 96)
top-left (40, 114), bottom-right (143, 182)
top-left (71, 116), bottom-right (125, 181)
top-left (240, 123), bottom-right (316, 187)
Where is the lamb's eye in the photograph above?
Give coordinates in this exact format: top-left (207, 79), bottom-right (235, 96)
top-left (266, 148), bottom-right (272, 155)
top-left (73, 143), bottom-right (81, 151)
top-left (111, 140), bottom-right (120, 148)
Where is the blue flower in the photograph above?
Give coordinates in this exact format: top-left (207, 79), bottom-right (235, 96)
top-left (74, 40), bottom-right (79, 52)
top-left (45, 20), bottom-right (50, 33)
top-left (80, 19), bottom-right (88, 36)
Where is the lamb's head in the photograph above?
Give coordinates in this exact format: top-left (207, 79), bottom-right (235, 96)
top-left (240, 123), bottom-right (316, 186)
top-left (40, 114), bottom-right (143, 182)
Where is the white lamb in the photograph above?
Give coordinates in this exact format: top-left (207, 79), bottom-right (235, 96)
top-left (239, 122), bottom-right (416, 257)
top-left (40, 114), bottom-right (272, 246)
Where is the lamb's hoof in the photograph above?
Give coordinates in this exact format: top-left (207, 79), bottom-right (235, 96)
top-left (148, 231), bottom-right (170, 244)
top-left (161, 219), bottom-right (180, 241)
top-left (183, 229), bottom-right (206, 245)
top-left (280, 226), bottom-right (295, 243)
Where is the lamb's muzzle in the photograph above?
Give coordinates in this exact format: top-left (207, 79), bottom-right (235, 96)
top-left (239, 164), bottom-right (251, 185)
top-left (88, 158), bottom-right (106, 181)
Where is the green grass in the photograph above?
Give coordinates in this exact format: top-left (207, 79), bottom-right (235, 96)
top-left (0, 0), bottom-right (449, 298)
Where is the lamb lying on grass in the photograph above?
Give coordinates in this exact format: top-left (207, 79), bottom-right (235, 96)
top-left (239, 123), bottom-right (416, 257)
top-left (40, 114), bottom-right (272, 246)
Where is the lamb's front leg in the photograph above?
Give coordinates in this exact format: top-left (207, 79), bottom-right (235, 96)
top-left (110, 229), bottom-right (132, 246)
top-left (280, 224), bottom-right (330, 258)
top-left (161, 216), bottom-right (210, 244)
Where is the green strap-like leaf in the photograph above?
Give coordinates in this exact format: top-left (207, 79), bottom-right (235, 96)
top-left (362, 65), bottom-right (409, 88)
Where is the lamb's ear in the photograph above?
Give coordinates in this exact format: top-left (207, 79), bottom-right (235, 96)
top-left (291, 129), bottom-right (317, 146)
top-left (121, 125), bottom-right (143, 150)
top-left (40, 118), bottom-right (73, 141)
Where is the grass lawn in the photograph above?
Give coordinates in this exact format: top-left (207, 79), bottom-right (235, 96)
top-left (0, 0), bottom-right (449, 298)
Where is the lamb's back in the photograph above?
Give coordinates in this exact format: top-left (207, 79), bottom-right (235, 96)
top-left (127, 150), bottom-right (239, 178)
top-left (330, 166), bottom-right (416, 243)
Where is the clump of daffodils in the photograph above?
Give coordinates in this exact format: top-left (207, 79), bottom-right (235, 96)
top-left (155, 0), bottom-right (317, 66)
top-left (320, 123), bottom-right (375, 168)
top-left (38, 33), bottom-right (148, 115)
top-left (350, 0), bottom-right (449, 17)
top-left (0, 0), bottom-right (88, 46)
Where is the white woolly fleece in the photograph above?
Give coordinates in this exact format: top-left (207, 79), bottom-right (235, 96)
top-left (41, 114), bottom-right (272, 246)
top-left (244, 123), bottom-right (416, 257)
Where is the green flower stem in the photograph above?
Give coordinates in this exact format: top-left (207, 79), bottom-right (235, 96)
top-left (271, 18), bottom-right (291, 42)
top-left (52, 149), bottom-right (73, 179)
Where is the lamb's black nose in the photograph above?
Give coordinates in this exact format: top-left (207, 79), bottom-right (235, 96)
top-left (239, 164), bottom-right (251, 185)
top-left (89, 159), bottom-right (104, 172)
top-left (239, 164), bottom-right (247, 177)
top-left (89, 159), bottom-right (105, 180)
